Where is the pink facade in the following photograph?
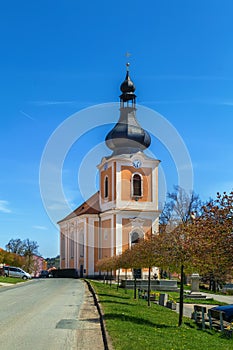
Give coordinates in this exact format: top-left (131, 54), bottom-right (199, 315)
top-left (31, 255), bottom-right (47, 277)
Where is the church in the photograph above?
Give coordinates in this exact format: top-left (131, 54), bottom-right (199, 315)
top-left (58, 64), bottom-right (161, 278)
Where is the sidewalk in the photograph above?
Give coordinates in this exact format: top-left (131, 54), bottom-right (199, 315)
top-left (175, 303), bottom-right (217, 319)
top-left (77, 282), bottom-right (113, 350)
top-left (175, 293), bottom-right (233, 319)
top-left (0, 282), bottom-right (13, 287)
top-left (201, 292), bottom-right (233, 305)
top-left (77, 282), bottom-right (105, 350)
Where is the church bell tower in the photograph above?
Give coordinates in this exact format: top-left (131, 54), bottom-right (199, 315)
top-left (97, 64), bottom-right (160, 273)
top-left (58, 63), bottom-right (161, 279)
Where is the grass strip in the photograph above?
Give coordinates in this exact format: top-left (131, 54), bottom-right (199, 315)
top-left (90, 281), bottom-right (232, 350)
top-left (0, 276), bottom-right (27, 284)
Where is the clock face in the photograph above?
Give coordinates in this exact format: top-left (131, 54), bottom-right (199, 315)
top-left (133, 159), bottom-right (141, 168)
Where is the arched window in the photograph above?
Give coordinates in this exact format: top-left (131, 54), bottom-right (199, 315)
top-left (61, 233), bottom-right (65, 260)
top-left (131, 231), bottom-right (140, 245)
top-left (132, 173), bottom-right (142, 197)
top-left (69, 230), bottom-right (74, 258)
top-left (104, 176), bottom-right (109, 198)
top-left (79, 232), bottom-right (84, 258)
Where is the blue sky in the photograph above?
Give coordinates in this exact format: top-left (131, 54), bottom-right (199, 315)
top-left (1, 1), bottom-right (233, 258)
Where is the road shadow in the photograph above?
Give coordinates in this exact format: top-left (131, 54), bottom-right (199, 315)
top-left (104, 313), bottom-right (177, 329)
top-left (99, 299), bottom-right (138, 307)
top-left (97, 292), bottom-right (130, 300)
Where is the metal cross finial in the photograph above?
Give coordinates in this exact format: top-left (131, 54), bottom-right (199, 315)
top-left (125, 52), bottom-right (131, 71)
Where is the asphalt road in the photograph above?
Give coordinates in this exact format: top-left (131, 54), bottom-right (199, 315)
top-left (0, 278), bottom-right (104, 350)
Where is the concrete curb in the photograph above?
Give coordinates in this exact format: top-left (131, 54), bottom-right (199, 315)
top-left (84, 279), bottom-right (113, 350)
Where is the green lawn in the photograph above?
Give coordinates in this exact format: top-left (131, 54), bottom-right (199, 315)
top-left (0, 276), bottom-right (27, 284)
top-left (90, 281), bottom-right (232, 350)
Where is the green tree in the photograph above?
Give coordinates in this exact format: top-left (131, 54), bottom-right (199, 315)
top-left (156, 223), bottom-right (197, 326)
top-left (131, 237), bottom-right (160, 305)
top-left (192, 191), bottom-right (233, 291)
top-left (159, 186), bottom-right (203, 325)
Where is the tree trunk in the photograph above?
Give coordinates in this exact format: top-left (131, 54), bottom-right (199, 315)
top-left (106, 270), bottom-right (109, 284)
top-left (178, 264), bottom-right (184, 327)
top-left (147, 266), bottom-right (151, 307)
top-left (134, 277), bottom-right (137, 299)
top-left (124, 269), bottom-right (127, 293)
top-left (212, 279), bottom-right (217, 292)
top-left (110, 269), bottom-right (112, 287)
top-left (117, 269), bottom-right (120, 290)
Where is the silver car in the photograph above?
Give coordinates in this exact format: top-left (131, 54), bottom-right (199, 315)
top-left (4, 266), bottom-right (31, 279)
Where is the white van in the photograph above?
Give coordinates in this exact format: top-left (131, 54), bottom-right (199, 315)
top-left (4, 266), bottom-right (31, 280)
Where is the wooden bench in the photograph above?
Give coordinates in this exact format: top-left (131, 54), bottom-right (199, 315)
top-left (193, 305), bottom-right (207, 329)
top-left (207, 309), bottom-right (230, 332)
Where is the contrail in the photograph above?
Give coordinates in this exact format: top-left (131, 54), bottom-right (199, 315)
top-left (20, 110), bottom-right (35, 121)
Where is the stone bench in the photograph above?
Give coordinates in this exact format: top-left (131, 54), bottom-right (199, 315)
top-left (120, 279), bottom-right (178, 291)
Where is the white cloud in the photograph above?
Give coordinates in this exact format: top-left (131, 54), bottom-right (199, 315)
top-left (33, 225), bottom-right (48, 230)
top-left (222, 101), bottom-right (233, 106)
top-left (0, 200), bottom-right (11, 213)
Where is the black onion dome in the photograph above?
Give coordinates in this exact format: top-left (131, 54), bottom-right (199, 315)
top-left (120, 63), bottom-right (136, 102)
top-left (105, 112), bottom-right (151, 154)
top-left (105, 65), bottom-right (151, 155)
top-left (120, 71), bottom-right (136, 93)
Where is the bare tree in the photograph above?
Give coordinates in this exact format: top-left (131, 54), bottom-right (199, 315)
top-left (5, 238), bottom-right (39, 273)
top-left (22, 239), bottom-right (39, 272)
top-left (160, 185), bottom-right (203, 232)
top-left (5, 238), bottom-right (24, 255)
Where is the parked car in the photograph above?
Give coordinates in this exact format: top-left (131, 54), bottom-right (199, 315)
top-left (221, 283), bottom-right (233, 294)
top-left (210, 304), bottom-right (233, 322)
top-left (50, 268), bottom-right (78, 278)
top-left (4, 266), bottom-right (31, 280)
top-left (38, 270), bottom-right (49, 278)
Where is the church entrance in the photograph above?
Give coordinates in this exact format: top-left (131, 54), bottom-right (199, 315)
top-left (80, 264), bottom-right (84, 278)
top-left (133, 268), bottom-right (142, 279)
top-left (131, 231), bottom-right (142, 279)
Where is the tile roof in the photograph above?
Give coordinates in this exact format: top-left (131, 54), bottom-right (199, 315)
top-left (57, 191), bottom-right (100, 223)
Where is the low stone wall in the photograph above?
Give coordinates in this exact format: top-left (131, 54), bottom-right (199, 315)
top-left (120, 279), bottom-right (178, 291)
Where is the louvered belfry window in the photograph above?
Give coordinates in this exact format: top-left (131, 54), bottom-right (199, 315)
top-left (104, 176), bottom-right (109, 198)
top-left (133, 174), bottom-right (142, 197)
